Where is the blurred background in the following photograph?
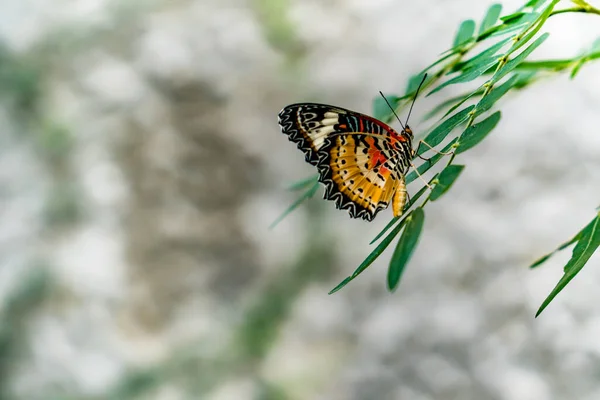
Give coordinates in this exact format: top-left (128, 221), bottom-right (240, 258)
top-left (1, 0), bottom-right (600, 399)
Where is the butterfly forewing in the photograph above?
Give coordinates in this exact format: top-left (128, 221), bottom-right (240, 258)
top-left (278, 103), bottom-right (413, 221)
top-left (278, 104), bottom-right (351, 165)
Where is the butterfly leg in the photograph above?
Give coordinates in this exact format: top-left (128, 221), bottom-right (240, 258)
top-left (415, 140), bottom-right (453, 159)
top-left (409, 161), bottom-right (433, 190)
top-left (392, 176), bottom-right (407, 217)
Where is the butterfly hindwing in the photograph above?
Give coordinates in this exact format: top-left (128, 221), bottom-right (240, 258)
top-left (317, 133), bottom-right (407, 221)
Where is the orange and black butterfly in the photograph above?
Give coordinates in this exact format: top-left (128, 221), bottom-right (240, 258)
top-left (278, 76), bottom-right (426, 222)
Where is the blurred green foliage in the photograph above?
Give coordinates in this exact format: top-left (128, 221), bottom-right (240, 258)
top-left (0, 268), bottom-right (53, 400)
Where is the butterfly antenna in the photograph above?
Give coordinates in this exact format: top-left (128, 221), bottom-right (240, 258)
top-left (378, 91), bottom-right (405, 130)
top-left (405, 73), bottom-right (428, 127)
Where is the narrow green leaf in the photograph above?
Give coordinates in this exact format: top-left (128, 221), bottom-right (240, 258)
top-left (457, 36), bottom-right (512, 71)
top-left (454, 20), bottom-right (476, 47)
top-left (475, 74), bottom-right (519, 116)
top-left (422, 106), bottom-right (474, 149)
top-left (405, 72), bottom-right (430, 96)
top-left (287, 174), bottom-right (319, 191)
top-left (418, 51), bottom-right (459, 76)
top-left (407, 139), bottom-right (457, 184)
top-left (570, 58), bottom-right (586, 79)
top-left (571, 0), bottom-right (589, 9)
top-left (369, 180), bottom-right (432, 245)
top-left (269, 181), bottom-right (319, 229)
top-left (483, 18), bottom-right (535, 41)
top-left (388, 208), bottom-right (426, 291)
top-left (510, 70), bottom-right (538, 89)
top-left (370, 217), bottom-right (402, 246)
top-left (508, 1), bottom-right (554, 55)
top-left (423, 91), bottom-right (481, 121)
top-left (536, 214), bottom-right (600, 317)
top-left (456, 111), bottom-right (501, 154)
top-left (493, 33), bottom-right (549, 83)
top-left (443, 91), bottom-right (480, 119)
top-left (530, 233), bottom-right (581, 269)
top-left (328, 276), bottom-right (353, 295)
top-left (430, 165), bottom-right (465, 201)
top-left (516, 59), bottom-right (572, 70)
top-left (373, 94), bottom-right (400, 123)
top-left (428, 57), bottom-right (498, 96)
top-left (500, 12), bottom-right (526, 23)
top-left (524, 0), bottom-right (547, 9)
top-left (480, 4), bottom-right (502, 35)
top-left (329, 215), bottom-right (409, 294)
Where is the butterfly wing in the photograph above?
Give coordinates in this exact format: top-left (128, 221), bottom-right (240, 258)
top-left (278, 103), bottom-right (412, 221)
top-left (317, 133), bottom-right (408, 221)
top-left (278, 103), bottom-right (353, 166)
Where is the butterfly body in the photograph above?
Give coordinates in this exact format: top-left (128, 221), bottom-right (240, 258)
top-left (278, 103), bottom-right (415, 221)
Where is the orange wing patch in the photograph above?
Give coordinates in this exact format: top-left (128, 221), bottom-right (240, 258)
top-left (318, 134), bottom-right (406, 221)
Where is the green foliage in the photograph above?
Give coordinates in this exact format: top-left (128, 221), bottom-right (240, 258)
top-left (456, 111), bottom-right (501, 154)
top-left (253, 0), bottom-right (305, 62)
top-left (43, 182), bottom-right (83, 228)
top-left (0, 45), bottom-right (42, 117)
top-left (275, 0), bottom-right (600, 314)
top-left (532, 212), bottom-right (600, 317)
top-left (454, 20), bottom-right (477, 47)
top-left (37, 120), bottom-right (74, 165)
top-left (0, 268), bottom-right (53, 399)
top-left (388, 208), bottom-right (425, 291)
top-left (430, 165), bottom-right (465, 201)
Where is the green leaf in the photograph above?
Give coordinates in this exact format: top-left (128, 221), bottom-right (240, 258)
top-left (457, 37), bottom-right (512, 72)
top-left (269, 181), bottom-right (320, 229)
top-left (536, 214), bottom-right (600, 317)
top-left (480, 4), bottom-right (502, 35)
top-left (455, 111), bottom-right (501, 154)
top-left (405, 72), bottom-right (430, 96)
top-left (388, 208), bottom-right (425, 291)
top-left (524, 0), bottom-right (548, 9)
top-left (329, 215), bottom-right (410, 294)
top-left (480, 11), bottom-right (538, 42)
top-left (369, 180), bottom-right (433, 245)
top-left (286, 174), bottom-right (318, 191)
top-left (407, 139), bottom-right (457, 184)
top-left (443, 91), bottom-right (481, 119)
top-left (493, 33), bottom-right (549, 83)
top-left (423, 90), bottom-right (481, 121)
top-left (373, 94), bottom-right (400, 123)
top-left (516, 59), bottom-right (572, 70)
top-left (512, 70), bottom-right (538, 88)
top-left (430, 165), bottom-right (465, 201)
top-left (418, 51), bottom-right (459, 76)
top-left (483, 18), bottom-right (534, 41)
top-left (422, 106), bottom-right (474, 149)
top-left (454, 20), bottom-right (476, 47)
top-left (475, 74), bottom-right (519, 116)
top-left (530, 233), bottom-right (581, 269)
top-left (508, 2), bottom-right (554, 55)
top-left (428, 57), bottom-right (498, 96)
top-left (569, 59), bottom-right (586, 79)
top-left (500, 12), bottom-right (526, 23)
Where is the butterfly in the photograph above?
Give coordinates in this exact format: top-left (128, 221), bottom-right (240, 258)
top-left (278, 76), bottom-right (427, 222)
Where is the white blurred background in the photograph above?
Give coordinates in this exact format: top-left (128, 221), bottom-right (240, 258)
top-left (1, 0), bottom-right (600, 399)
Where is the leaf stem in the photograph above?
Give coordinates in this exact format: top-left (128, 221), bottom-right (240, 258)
top-left (550, 6), bottom-right (600, 17)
